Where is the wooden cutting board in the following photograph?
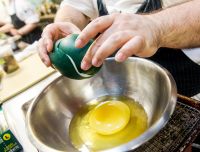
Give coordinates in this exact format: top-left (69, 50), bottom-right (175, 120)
top-left (0, 53), bottom-right (55, 103)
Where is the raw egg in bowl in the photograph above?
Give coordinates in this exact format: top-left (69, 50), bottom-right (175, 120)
top-left (26, 57), bottom-right (177, 152)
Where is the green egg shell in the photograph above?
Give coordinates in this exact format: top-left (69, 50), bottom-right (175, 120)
top-left (49, 34), bottom-right (101, 79)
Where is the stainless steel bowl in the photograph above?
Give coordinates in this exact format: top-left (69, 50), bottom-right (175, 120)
top-left (26, 57), bottom-right (177, 152)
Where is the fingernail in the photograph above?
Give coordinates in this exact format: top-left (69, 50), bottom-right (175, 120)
top-left (75, 39), bottom-right (82, 48)
top-left (46, 46), bottom-right (51, 53)
top-left (81, 60), bottom-right (90, 70)
top-left (115, 52), bottom-right (126, 62)
top-left (46, 39), bottom-right (52, 52)
top-left (92, 58), bottom-right (102, 67)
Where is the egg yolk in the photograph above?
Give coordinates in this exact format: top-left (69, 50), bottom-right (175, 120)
top-left (89, 101), bottom-right (130, 135)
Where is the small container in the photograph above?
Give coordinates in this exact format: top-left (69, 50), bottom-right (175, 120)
top-left (0, 44), bottom-right (19, 74)
top-left (0, 108), bottom-right (23, 152)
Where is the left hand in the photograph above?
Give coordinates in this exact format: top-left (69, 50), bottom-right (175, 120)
top-left (75, 13), bottom-right (161, 70)
top-left (10, 28), bottom-right (21, 36)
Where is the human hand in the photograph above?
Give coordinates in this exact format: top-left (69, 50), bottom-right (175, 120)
top-left (10, 28), bottom-right (20, 36)
top-left (75, 13), bottom-right (161, 70)
top-left (38, 22), bottom-right (81, 66)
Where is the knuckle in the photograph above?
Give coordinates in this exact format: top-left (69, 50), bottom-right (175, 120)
top-left (122, 21), bottom-right (130, 27)
top-left (111, 33), bottom-right (122, 43)
top-left (39, 38), bottom-right (45, 48)
top-left (85, 51), bottom-right (92, 59)
top-left (45, 23), bottom-right (54, 30)
top-left (93, 41), bottom-right (101, 48)
top-left (95, 50), bottom-right (107, 61)
top-left (135, 36), bottom-right (145, 48)
top-left (92, 17), bottom-right (103, 29)
top-left (83, 55), bottom-right (92, 64)
top-left (116, 13), bottom-right (130, 21)
top-left (42, 24), bottom-right (54, 36)
top-left (84, 49), bottom-right (94, 60)
top-left (111, 13), bottom-right (120, 18)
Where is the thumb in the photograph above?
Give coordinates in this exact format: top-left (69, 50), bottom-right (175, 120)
top-left (46, 38), bottom-right (54, 53)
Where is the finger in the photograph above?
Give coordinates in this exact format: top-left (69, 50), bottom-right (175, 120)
top-left (41, 36), bottom-right (54, 53)
top-left (42, 24), bottom-right (55, 39)
top-left (91, 31), bottom-right (133, 67)
top-left (80, 57), bottom-right (92, 71)
top-left (75, 14), bottom-right (116, 48)
top-left (41, 25), bottom-right (55, 53)
top-left (38, 38), bottom-right (51, 67)
top-left (115, 36), bottom-right (145, 62)
top-left (42, 23), bottom-right (80, 52)
top-left (80, 35), bottom-right (103, 70)
top-left (54, 22), bottom-right (81, 36)
top-left (45, 38), bottom-right (53, 53)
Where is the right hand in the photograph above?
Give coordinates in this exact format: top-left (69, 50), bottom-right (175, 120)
top-left (38, 22), bottom-right (81, 66)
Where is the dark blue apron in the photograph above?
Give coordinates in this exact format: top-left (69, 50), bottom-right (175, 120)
top-left (97, 0), bottom-right (200, 97)
top-left (11, 1), bottom-right (41, 44)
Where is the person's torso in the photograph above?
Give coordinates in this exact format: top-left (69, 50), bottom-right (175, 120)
top-left (0, 1), bottom-right (11, 23)
top-left (7, 0), bottom-right (38, 24)
top-left (6, 0), bottom-right (41, 43)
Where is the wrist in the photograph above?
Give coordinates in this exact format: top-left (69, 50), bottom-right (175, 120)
top-left (145, 14), bottom-right (163, 49)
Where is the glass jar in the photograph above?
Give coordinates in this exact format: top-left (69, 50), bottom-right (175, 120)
top-left (0, 44), bottom-right (19, 74)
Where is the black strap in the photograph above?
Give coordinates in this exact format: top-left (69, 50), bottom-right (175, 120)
top-left (97, 0), bottom-right (109, 16)
top-left (137, 0), bottom-right (162, 13)
top-left (11, 14), bottom-right (25, 29)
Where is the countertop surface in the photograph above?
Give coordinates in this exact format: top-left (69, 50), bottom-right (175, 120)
top-left (0, 53), bottom-right (55, 103)
top-left (2, 72), bottom-right (61, 152)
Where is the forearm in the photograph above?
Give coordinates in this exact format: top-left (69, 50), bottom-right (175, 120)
top-left (17, 23), bottom-right (37, 35)
top-left (54, 5), bottom-right (90, 30)
top-left (0, 23), bottom-right (14, 33)
top-left (151, 0), bottom-right (200, 49)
